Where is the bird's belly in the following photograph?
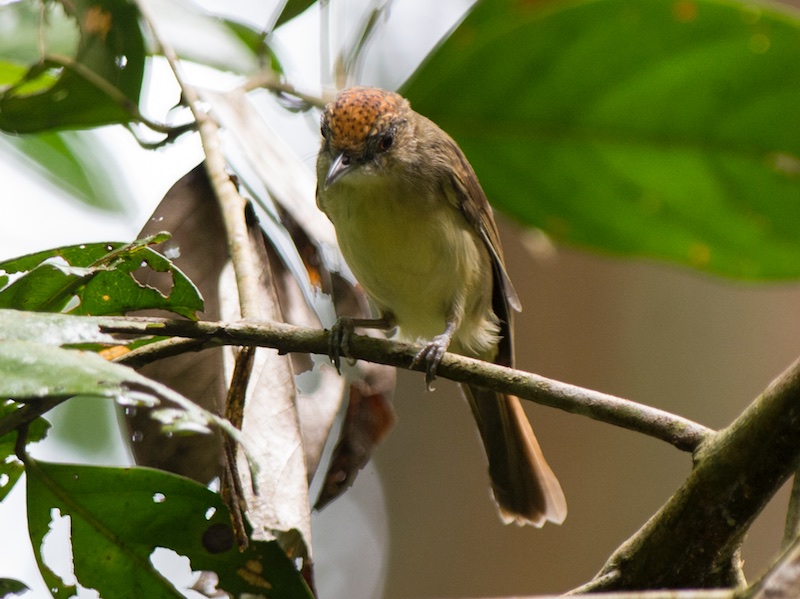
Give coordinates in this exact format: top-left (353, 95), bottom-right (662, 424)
top-left (323, 179), bottom-right (482, 342)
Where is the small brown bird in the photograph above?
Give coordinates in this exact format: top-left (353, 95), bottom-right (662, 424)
top-left (316, 86), bottom-right (566, 526)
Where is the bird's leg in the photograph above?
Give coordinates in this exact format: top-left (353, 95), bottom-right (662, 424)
top-left (329, 312), bottom-right (396, 373)
top-left (412, 318), bottom-right (458, 387)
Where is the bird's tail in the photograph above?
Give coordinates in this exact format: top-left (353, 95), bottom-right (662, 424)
top-left (462, 384), bottom-right (567, 526)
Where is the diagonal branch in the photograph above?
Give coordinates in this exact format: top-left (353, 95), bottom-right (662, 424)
top-left (578, 356), bottom-right (800, 592)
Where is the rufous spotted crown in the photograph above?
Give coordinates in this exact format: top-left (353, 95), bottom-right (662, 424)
top-left (323, 87), bottom-right (407, 155)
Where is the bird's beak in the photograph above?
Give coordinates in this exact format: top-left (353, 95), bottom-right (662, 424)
top-left (325, 152), bottom-right (353, 188)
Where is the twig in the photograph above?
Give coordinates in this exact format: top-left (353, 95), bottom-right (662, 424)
top-left (94, 315), bottom-right (713, 452)
top-left (114, 336), bottom-right (213, 369)
top-left (242, 72), bottom-right (327, 108)
top-left (222, 346), bottom-right (256, 550)
top-left (43, 54), bottom-right (185, 135)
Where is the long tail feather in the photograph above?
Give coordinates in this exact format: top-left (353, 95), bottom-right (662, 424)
top-left (463, 384), bottom-right (567, 526)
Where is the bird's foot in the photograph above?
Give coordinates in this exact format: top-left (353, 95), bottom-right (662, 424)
top-left (412, 333), bottom-right (452, 389)
top-left (328, 313), bottom-right (396, 373)
top-left (328, 317), bottom-right (357, 373)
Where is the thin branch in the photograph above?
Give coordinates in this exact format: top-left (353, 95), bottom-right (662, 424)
top-left (114, 336), bottom-right (213, 369)
top-left (243, 71), bottom-right (327, 109)
top-left (95, 315), bottom-right (713, 452)
top-left (127, 121), bottom-right (198, 150)
top-left (222, 346), bottom-right (256, 550)
top-left (43, 54), bottom-right (186, 135)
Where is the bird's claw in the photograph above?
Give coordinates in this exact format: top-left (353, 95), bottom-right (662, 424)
top-left (412, 334), bottom-right (450, 389)
top-left (329, 317), bottom-right (356, 373)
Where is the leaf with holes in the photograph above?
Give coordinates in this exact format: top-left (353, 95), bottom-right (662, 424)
top-left (0, 236), bottom-right (203, 318)
top-left (25, 460), bottom-right (313, 598)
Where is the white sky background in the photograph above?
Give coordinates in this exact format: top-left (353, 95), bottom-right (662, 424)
top-left (0, 1), bottom-right (475, 597)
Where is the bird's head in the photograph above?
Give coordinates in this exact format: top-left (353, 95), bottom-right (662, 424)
top-left (318, 87), bottom-right (412, 188)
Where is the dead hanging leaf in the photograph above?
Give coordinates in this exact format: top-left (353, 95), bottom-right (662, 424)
top-left (312, 271), bottom-right (396, 510)
top-left (127, 165), bottom-right (227, 485)
top-left (262, 237), bottom-right (345, 481)
top-left (314, 374), bottom-right (396, 510)
top-left (219, 206), bottom-right (312, 560)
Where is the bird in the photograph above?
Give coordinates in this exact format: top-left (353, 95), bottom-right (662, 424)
top-left (315, 86), bottom-right (566, 526)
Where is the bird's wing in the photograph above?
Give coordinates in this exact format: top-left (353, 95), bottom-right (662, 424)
top-left (442, 135), bottom-right (521, 367)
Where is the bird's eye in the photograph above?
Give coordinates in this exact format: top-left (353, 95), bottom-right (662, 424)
top-left (378, 132), bottom-right (394, 152)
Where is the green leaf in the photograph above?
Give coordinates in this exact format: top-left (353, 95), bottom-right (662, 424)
top-left (0, 340), bottom-right (251, 465)
top-left (0, 130), bottom-right (129, 212)
top-left (26, 461), bottom-right (313, 598)
top-left (0, 0), bottom-right (146, 132)
top-left (0, 341), bottom-right (158, 403)
top-left (0, 1), bottom-right (79, 69)
top-left (0, 310), bottom-right (117, 346)
top-left (0, 402), bottom-right (49, 502)
top-left (0, 237), bottom-right (204, 318)
top-left (404, 0), bottom-right (800, 280)
top-left (274, 0), bottom-right (316, 28)
top-left (0, 578), bottom-right (30, 598)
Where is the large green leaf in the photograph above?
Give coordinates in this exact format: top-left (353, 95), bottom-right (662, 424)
top-left (0, 0), bottom-right (146, 132)
top-left (0, 340), bottom-right (164, 403)
top-left (0, 236), bottom-right (204, 318)
top-left (26, 461), bottom-right (313, 598)
top-left (0, 338), bottom-right (244, 446)
top-left (404, 0), bottom-right (800, 280)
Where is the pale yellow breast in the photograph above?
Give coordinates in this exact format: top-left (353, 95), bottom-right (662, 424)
top-left (319, 169), bottom-right (498, 358)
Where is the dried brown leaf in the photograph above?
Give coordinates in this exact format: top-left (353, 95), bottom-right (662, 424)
top-left (127, 165), bottom-right (226, 484)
